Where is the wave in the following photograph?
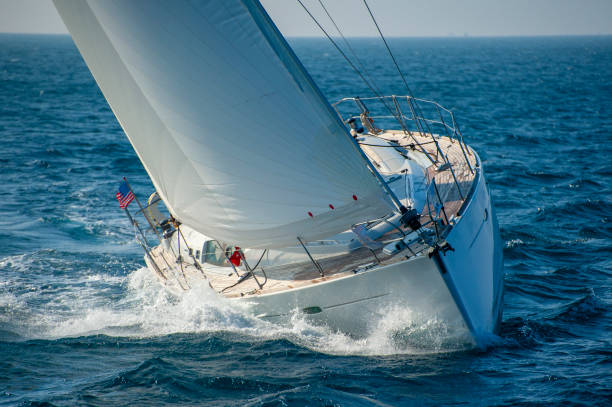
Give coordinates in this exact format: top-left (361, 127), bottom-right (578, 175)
top-left (0, 254), bottom-right (473, 356)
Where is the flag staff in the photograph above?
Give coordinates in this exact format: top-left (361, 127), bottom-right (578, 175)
top-left (122, 177), bottom-right (164, 243)
top-left (117, 179), bottom-right (166, 280)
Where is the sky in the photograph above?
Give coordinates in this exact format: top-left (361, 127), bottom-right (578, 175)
top-left (0, 0), bottom-right (611, 37)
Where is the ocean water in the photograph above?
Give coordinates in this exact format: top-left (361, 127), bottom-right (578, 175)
top-left (0, 33), bottom-right (610, 406)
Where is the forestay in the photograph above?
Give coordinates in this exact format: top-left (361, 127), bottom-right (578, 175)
top-left (54, 0), bottom-right (392, 248)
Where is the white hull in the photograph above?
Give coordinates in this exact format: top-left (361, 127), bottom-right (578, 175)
top-left (226, 164), bottom-right (503, 346)
top-left (243, 254), bottom-right (464, 337)
top-left (145, 155), bottom-right (503, 347)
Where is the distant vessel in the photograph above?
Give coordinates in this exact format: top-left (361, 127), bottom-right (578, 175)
top-left (54, 0), bottom-right (503, 347)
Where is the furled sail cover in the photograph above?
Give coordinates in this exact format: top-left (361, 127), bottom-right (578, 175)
top-left (54, 0), bottom-right (392, 248)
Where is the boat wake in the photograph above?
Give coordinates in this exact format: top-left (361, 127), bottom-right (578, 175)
top-left (0, 253), bottom-right (473, 356)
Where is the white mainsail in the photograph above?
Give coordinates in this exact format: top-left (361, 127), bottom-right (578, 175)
top-left (54, 0), bottom-right (393, 248)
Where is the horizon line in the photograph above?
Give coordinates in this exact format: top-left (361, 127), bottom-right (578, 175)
top-left (0, 32), bottom-right (611, 39)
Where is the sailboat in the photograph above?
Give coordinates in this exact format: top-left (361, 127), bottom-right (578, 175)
top-left (54, 0), bottom-right (503, 347)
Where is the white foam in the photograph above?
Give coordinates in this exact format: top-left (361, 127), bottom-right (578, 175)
top-left (1, 254), bottom-right (473, 355)
top-left (506, 238), bottom-right (525, 248)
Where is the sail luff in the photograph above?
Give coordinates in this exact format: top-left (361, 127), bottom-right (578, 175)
top-left (243, 0), bottom-right (402, 211)
top-left (54, 0), bottom-right (394, 248)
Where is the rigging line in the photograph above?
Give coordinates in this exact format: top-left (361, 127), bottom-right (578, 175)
top-left (315, 0), bottom-right (404, 125)
top-left (360, 4), bottom-right (426, 124)
top-left (316, 0), bottom-right (385, 101)
top-left (250, 249), bottom-right (268, 271)
top-left (295, 0), bottom-right (385, 103)
top-left (295, 0), bottom-right (420, 208)
top-left (296, 0), bottom-right (417, 145)
top-left (297, 0), bottom-right (439, 200)
top-left (318, 1), bottom-right (433, 163)
top-left (220, 250), bottom-right (268, 293)
top-left (362, 0), bottom-right (450, 166)
top-left (325, 0), bottom-right (436, 164)
top-left (361, 0), bottom-right (414, 97)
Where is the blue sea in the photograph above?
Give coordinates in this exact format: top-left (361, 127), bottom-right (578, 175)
top-left (1, 34), bottom-right (610, 406)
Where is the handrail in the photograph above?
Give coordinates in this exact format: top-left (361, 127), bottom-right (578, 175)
top-left (333, 96), bottom-right (460, 134)
top-left (333, 96), bottom-right (462, 146)
top-left (334, 96), bottom-right (473, 161)
top-left (334, 95), bottom-right (475, 236)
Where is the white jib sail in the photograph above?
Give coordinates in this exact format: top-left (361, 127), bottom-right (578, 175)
top-left (54, 0), bottom-right (393, 248)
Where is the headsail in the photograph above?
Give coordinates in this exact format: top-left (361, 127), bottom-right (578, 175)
top-left (54, 0), bottom-right (392, 248)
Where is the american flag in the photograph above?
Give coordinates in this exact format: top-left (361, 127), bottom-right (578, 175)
top-left (116, 180), bottom-right (135, 209)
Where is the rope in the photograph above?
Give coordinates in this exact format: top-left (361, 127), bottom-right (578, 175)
top-left (361, 0), bottom-right (448, 165)
top-left (295, 0), bottom-right (422, 150)
top-left (249, 249), bottom-right (267, 271)
top-left (361, 0), bottom-right (415, 98)
top-left (221, 250), bottom-right (268, 293)
top-left (295, 0), bottom-right (385, 103)
top-left (316, 0), bottom-right (386, 101)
